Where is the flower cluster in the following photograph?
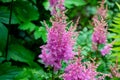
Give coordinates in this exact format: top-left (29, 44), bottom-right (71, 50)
top-left (62, 57), bottom-right (111, 80)
top-left (92, 16), bottom-right (107, 44)
top-left (39, 21), bottom-right (77, 70)
top-left (49, 0), bottom-right (65, 15)
top-left (92, 0), bottom-right (112, 56)
top-left (62, 58), bottom-right (98, 80)
top-left (101, 44), bottom-right (112, 56)
top-left (39, 0), bottom-right (78, 71)
top-left (92, 0), bottom-right (107, 44)
top-left (110, 59), bottom-right (120, 78)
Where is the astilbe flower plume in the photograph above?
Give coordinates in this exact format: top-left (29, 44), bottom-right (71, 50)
top-left (92, 16), bottom-right (107, 44)
top-left (62, 58), bottom-right (98, 80)
top-left (92, 0), bottom-right (107, 44)
top-left (62, 52), bottom-right (111, 80)
top-left (39, 0), bottom-right (78, 71)
top-left (100, 44), bottom-right (112, 56)
top-left (91, 0), bottom-right (113, 56)
top-left (49, 0), bottom-right (65, 15)
top-left (110, 58), bottom-right (120, 78)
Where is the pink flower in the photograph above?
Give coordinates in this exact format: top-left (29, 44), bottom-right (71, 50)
top-left (49, 0), bottom-right (58, 7)
top-left (92, 16), bottom-right (107, 44)
top-left (92, 0), bottom-right (107, 44)
top-left (39, 21), bottom-right (77, 71)
top-left (49, 0), bottom-right (65, 15)
top-left (62, 58), bottom-right (110, 80)
top-left (97, 0), bottom-right (107, 18)
top-left (101, 44), bottom-right (112, 56)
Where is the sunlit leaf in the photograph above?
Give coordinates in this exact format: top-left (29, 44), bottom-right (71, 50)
top-left (34, 27), bottom-right (47, 42)
top-left (65, 0), bottom-right (86, 8)
top-left (18, 22), bottom-right (36, 32)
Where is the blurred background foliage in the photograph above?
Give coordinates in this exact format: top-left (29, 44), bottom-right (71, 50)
top-left (0, 0), bottom-right (120, 80)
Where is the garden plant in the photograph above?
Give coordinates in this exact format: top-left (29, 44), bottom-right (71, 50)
top-left (0, 0), bottom-right (120, 80)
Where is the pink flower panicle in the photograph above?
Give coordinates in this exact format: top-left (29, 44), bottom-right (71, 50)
top-left (97, 0), bottom-right (107, 19)
top-left (101, 44), bottom-right (112, 56)
top-left (62, 58), bottom-right (97, 80)
top-left (91, 0), bottom-right (113, 56)
top-left (39, 6), bottom-right (78, 71)
top-left (62, 57), bottom-right (111, 80)
top-left (110, 58), bottom-right (120, 78)
top-left (49, 0), bottom-right (65, 15)
top-left (92, 0), bottom-right (107, 44)
top-left (92, 16), bottom-right (107, 44)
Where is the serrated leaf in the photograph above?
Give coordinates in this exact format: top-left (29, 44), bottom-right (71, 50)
top-left (34, 28), bottom-right (42, 39)
top-left (13, 1), bottom-right (39, 22)
top-left (7, 44), bottom-right (35, 66)
top-left (18, 22), bottom-right (36, 32)
top-left (0, 23), bottom-right (8, 51)
top-left (34, 27), bottom-right (47, 42)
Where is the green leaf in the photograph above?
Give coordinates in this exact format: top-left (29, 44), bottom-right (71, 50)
top-left (116, 2), bottom-right (120, 10)
top-left (18, 22), bottom-right (36, 32)
top-left (112, 47), bottom-right (120, 52)
top-left (34, 27), bottom-right (47, 42)
top-left (13, 1), bottom-right (39, 22)
top-left (65, 0), bottom-right (86, 8)
top-left (7, 44), bottom-right (35, 66)
top-left (34, 28), bottom-right (42, 40)
top-left (43, 1), bottom-right (49, 10)
top-left (110, 5), bottom-right (120, 63)
top-left (15, 68), bottom-right (49, 80)
top-left (0, 62), bottom-right (21, 80)
top-left (0, 7), bottom-right (19, 24)
top-left (0, 23), bottom-right (8, 51)
top-left (109, 28), bottom-right (120, 33)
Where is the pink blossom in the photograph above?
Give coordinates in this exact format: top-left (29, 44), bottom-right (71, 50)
top-left (39, 21), bottom-right (77, 71)
top-left (49, 0), bottom-right (65, 15)
top-left (97, 0), bottom-right (107, 18)
top-left (49, 0), bottom-right (58, 7)
top-left (92, 0), bottom-right (107, 44)
top-left (101, 44), bottom-right (112, 56)
top-left (62, 58), bottom-right (111, 80)
top-left (92, 16), bottom-right (107, 44)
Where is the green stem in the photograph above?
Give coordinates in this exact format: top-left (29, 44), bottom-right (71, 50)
top-left (5, 0), bottom-right (13, 58)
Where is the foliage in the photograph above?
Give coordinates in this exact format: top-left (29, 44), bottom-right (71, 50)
top-left (0, 0), bottom-right (120, 80)
top-left (0, 62), bottom-right (21, 80)
top-left (109, 3), bottom-right (120, 63)
top-left (0, 23), bottom-right (8, 52)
